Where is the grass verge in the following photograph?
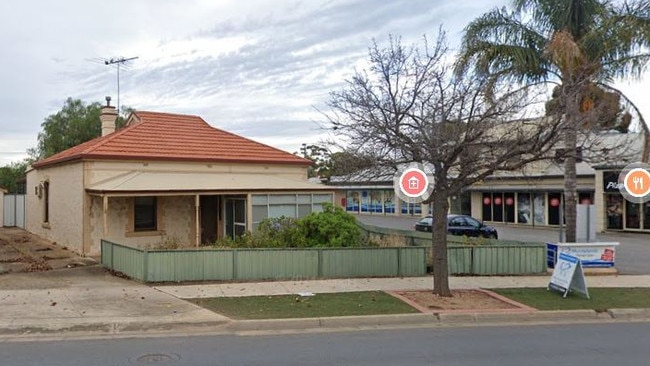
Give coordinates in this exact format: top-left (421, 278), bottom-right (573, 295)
top-left (188, 291), bottom-right (420, 319)
top-left (492, 287), bottom-right (650, 311)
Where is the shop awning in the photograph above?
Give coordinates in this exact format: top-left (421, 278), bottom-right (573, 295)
top-left (86, 171), bottom-right (330, 194)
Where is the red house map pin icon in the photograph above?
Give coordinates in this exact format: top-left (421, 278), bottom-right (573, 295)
top-left (399, 168), bottom-right (429, 198)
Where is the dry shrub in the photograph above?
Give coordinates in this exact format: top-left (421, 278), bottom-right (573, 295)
top-left (369, 233), bottom-right (408, 247)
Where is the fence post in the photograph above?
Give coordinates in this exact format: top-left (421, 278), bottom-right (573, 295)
top-left (142, 248), bottom-right (148, 282)
top-left (232, 249), bottom-right (238, 280)
top-left (318, 248), bottom-right (323, 277)
top-left (396, 247), bottom-right (401, 277)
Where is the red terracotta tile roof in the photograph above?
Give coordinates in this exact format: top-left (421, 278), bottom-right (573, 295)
top-left (32, 111), bottom-right (311, 168)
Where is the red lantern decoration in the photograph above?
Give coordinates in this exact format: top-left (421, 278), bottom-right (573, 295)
top-left (483, 197), bottom-right (491, 205)
top-left (505, 197), bottom-right (514, 206)
top-left (550, 198), bottom-right (560, 207)
top-left (494, 197), bottom-right (502, 205)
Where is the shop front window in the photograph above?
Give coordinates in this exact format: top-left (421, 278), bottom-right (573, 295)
top-left (399, 201), bottom-right (421, 215)
top-left (548, 193), bottom-right (562, 225)
top-left (346, 191), bottom-right (359, 212)
top-left (370, 190), bottom-right (382, 213)
top-left (625, 201), bottom-right (641, 229)
top-left (482, 192), bottom-right (516, 223)
top-left (492, 193), bottom-right (504, 222)
top-left (383, 190), bottom-right (395, 213)
top-left (360, 190), bottom-right (370, 213)
top-left (578, 192), bottom-right (593, 205)
top-left (606, 195), bottom-right (623, 229)
top-left (482, 193), bottom-right (492, 221)
top-left (533, 193), bottom-right (546, 225)
top-left (504, 193), bottom-right (515, 223)
top-left (517, 193), bottom-right (531, 224)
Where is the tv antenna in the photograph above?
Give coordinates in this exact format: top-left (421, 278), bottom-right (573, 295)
top-left (104, 56), bottom-right (138, 114)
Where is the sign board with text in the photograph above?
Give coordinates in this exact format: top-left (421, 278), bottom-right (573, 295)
top-left (557, 242), bottom-right (618, 268)
top-left (548, 252), bottom-right (589, 299)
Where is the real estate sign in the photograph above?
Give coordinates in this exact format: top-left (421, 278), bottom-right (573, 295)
top-left (548, 252), bottom-right (589, 299)
top-left (558, 243), bottom-right (618, 268)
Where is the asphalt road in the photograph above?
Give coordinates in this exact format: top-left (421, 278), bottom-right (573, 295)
top-left (4, 323), bottom-right (650, 365)
top-left (356, 214), bottom-right (650, 275)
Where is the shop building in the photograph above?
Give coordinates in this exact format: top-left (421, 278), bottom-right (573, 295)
top-left (330, 132), bottom-right (649, 234)
top-left (328, 170), bottom-right (471, 217)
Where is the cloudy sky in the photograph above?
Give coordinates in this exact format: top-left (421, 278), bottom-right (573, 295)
top-left (1, 0), bottom-right (648, 166)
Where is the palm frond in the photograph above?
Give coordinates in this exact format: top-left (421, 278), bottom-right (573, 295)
top-left (458, 7), bottom-right (552, 83)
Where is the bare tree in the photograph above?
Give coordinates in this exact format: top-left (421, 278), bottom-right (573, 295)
top-left (324, 32), bottom-right (563, 296)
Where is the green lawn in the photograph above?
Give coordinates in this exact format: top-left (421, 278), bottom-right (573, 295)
top-left (188, 288), bottom-right (650, 320)
top-left (492, 287), bottom-right (650, 311)
top-left (188, 291), bottom-right (420, 319)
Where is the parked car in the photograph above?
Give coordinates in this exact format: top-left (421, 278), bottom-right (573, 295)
top-left (414, 214), bottom-right (498, 239)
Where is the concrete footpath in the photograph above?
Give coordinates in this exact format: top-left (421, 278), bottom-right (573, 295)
top-left (1, 266), bottom-right (650, 340)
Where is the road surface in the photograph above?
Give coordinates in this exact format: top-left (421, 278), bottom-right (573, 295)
top-left (3, 323), bottom-right (650, 365)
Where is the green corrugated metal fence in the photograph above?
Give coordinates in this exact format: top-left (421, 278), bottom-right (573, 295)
top-left (100, 238), bottom-right (544, 282)
top-left (469, 245), bottom-right (546, 275)
top-left (101, 240), bottom-right (427, 282)
top-left (357, 221), bottom-right (546, 275)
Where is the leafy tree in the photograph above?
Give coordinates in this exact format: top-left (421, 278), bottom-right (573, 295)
top-left (324, 33), bottom-right (562, 296)
top-left (295, 143), bottom-right (332, 179)
top-left (458, 0), bottom-right (650, 242)
top-left (295, 144), bottom-right (376, 180)
top-left (31, 98), bottom-right (130, 160)
top-left (0, 160), bottom-right (29, 193)
top-left (329, 151), bottom-right (375, 178)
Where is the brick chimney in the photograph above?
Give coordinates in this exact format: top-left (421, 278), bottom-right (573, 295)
top-left (100, 96), bottom-right (117, 136)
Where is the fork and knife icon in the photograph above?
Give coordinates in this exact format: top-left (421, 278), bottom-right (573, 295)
top-left (632, 176), bottom-right (644, 190)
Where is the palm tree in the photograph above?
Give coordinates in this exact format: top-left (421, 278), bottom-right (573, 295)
top-left (458, 0), bottom-right (650, 242)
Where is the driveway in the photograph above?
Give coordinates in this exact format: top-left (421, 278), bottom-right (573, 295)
top-left (356, 214), bottom-right (650, 275)
top-left (0, 227), bottom-right (96, 274)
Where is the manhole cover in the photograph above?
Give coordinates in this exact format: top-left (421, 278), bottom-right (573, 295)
top-left (133, 353), bottom-right (180, 363)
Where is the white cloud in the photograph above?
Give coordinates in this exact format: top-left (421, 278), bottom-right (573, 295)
top-left (1, 0), bottom-right (647, 169)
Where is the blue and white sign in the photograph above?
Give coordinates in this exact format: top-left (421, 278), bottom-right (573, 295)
top-left (558, 243), bottom-right (618, 268)
top-left (548, 252), bottom-right (589, 299)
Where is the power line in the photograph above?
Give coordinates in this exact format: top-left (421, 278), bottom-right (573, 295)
top-left (104, 56), bottom-right (139, 114)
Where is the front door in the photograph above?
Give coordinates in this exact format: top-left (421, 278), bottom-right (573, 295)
top-left (225, 197), bottom-right (247, 240)
top-left (200, 195), bottom-right (220, 244)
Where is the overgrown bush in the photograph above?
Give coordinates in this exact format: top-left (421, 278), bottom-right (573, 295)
top-left (255, 216), bottom-right (307, 247)
top-left (213, 204), bottom-right (361, 248)
top-left (299, 204), bottom-right (360, 247)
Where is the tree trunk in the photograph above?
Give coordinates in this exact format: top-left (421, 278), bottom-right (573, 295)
top-left (564, 92), bottom-right (579, 243)
top-left (432, 191), bottom-right (452, 296)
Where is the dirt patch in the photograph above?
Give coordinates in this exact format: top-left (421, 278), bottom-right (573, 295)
top-left (391, 289), bottom-right (533, 312)
top-left (0, 227), bottom-right (96, 274)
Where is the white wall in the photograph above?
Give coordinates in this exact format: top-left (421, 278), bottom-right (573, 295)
top-left (26, 163), bottom-right (85, 254)
top-left (0, 189), bottom-right (4, 227)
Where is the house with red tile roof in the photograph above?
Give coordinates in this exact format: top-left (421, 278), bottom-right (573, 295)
top-left (25, 101), bottom-right (332, 256)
